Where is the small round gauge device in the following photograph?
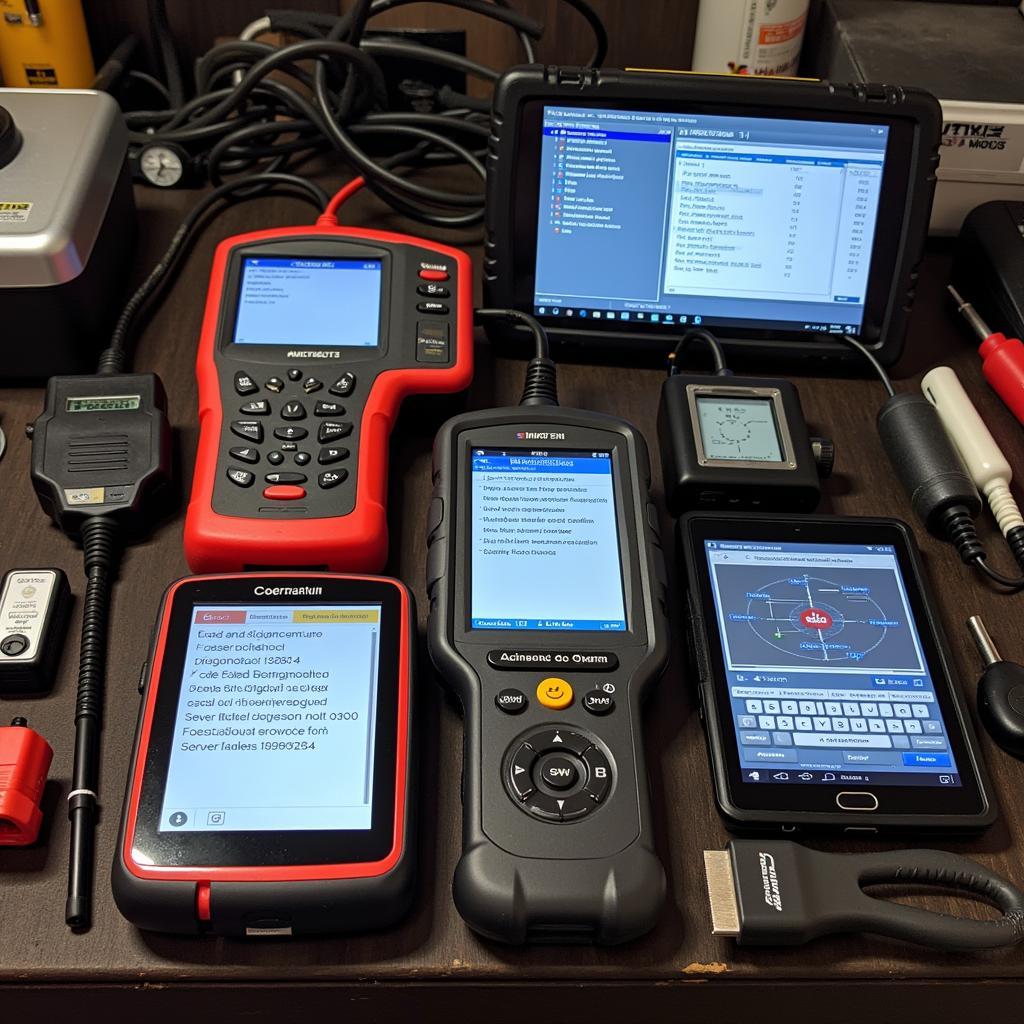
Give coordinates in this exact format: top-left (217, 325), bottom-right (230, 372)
top-left (136, 142), bottom-right (189, 188)
top-left (658, 373), bottom-right (834, 515)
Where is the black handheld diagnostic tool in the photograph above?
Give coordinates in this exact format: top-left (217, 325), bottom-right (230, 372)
top-left (680, 513), bottom-right (995, 836)
top-left (426, 312), bottom-right (669, 944)
top-left (113, 573), bottom-right (415, 936)
top-left (657, 331), bottom-right (833, 515)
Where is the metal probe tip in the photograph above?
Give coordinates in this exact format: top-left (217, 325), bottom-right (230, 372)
top-left (947, 285), bottom-right (993, 342)
top-left (967, 615), bottom-right (1001, 666)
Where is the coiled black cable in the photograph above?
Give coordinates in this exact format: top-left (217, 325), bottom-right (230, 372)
top-left (114, 1), bottom-right (608, 228)
top-left (65, 516), bottom-right (120, 928)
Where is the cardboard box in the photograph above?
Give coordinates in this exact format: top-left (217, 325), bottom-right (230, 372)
top-left (804, 0), bottom-right (1024, 234)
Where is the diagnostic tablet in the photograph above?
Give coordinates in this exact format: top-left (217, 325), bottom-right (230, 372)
top-left (680, 514), bottom-right (995, 835)
top-left (484, 67), bottom-right (941, 366)
top-left (112, 573), bottom-right (415, 936)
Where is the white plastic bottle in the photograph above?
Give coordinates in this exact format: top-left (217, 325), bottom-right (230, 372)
top-left (692, 0), bottom-right (811, 78)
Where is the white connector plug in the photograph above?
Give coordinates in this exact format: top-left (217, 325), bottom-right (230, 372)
top-left (922, 366), bottom-right (1024, 537)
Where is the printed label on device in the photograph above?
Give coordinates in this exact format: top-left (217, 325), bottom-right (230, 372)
top-left (0, 570), bottom-right (58, 662)
top-left (487, 649), bottom-right (620, 671)
top-left (416, 321), bottom-right (450, 362)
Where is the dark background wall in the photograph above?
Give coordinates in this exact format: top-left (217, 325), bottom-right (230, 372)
top-left (80, 0), bottom-right (701, 81)
top-left (79, 0), bottom-right (1018, 89)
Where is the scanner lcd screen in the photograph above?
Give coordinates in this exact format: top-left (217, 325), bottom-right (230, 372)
top-left (233, 257), bottom-right (382, 347)
top-left (696, 394), bottom-right (784, 463)
top-left (533, 105), bottom-right (888, 335)
top-left (469, 448), bottom-right (627, 631)
top-left (158, 602), bottom-right (382, 832)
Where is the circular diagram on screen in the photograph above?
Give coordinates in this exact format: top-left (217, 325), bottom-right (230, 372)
top-left (742, 574), bottom-right (893, 663)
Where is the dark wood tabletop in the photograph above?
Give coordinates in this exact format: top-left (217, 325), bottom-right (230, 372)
top-left (3, 183), bottom-right (1024, 1020)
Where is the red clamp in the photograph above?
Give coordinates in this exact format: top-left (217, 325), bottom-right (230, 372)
top-left (0, 717), bottom-right (53, 846)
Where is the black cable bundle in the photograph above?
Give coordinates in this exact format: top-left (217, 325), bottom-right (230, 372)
top-left (119, 0), bottom-right (608, 227)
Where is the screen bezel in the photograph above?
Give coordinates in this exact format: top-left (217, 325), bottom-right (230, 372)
top-left (511, 97), bottom-right (915, 349)
top-left (450, 423), bottom-right (649, 650)
top-left (130, 576), bottom-right (404, 868)
top-left (216, 239), bottom-right (393, 363)
top-left (684, 515), bottom-right (989, 820)
top-left (465, 445), bottom-right (629, 633)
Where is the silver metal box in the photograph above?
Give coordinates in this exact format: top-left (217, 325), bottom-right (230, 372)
top-left (0, 88), bottom-right (135, 380)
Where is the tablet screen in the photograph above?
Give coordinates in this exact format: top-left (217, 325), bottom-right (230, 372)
top-left (533, 104), bottom-right (888, 336)
top-left (704, 538), bottom-right (962, 788)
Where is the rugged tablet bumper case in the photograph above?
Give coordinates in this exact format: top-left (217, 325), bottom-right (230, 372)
top-left (111, 580), bottom-right (417, 936)
top-left (426, 406), bottom-right (669, 944)
top-left (678, 513), bottom-right (997, 836)
top-left (483, 66), bottom-right (941, 368)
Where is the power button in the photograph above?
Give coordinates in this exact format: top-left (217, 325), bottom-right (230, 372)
top-left (0, 634), bottom-right (29, 657)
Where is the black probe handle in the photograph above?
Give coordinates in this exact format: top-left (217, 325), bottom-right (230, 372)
top-left (875, 392), bottom-right (981, 532)
top-left (66, 717), bottom-right (100, 928)
top-left (730, 841), bottom-right (1024, 950)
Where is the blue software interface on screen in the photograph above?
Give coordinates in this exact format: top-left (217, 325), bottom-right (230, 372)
top-left (470, 448), bottom-right (627, 631)
top-left (234, 257), bottom-right (382, 347)
top-left (704, 540), bottom-right (961, 788)
top-left (534, 106), bottom-right (889, 335)
top-left (159, 603), bottom-right (382, 832)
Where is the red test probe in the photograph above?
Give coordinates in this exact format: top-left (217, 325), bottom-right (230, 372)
top-left (949, 285), bottom-right (1024, 424)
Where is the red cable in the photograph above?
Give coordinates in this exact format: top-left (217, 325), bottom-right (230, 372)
top-left (317, 176), bottom-right (366, 226)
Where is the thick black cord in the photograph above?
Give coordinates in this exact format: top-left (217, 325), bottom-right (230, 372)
top-left (117, 1), bottom-right (609, 226)
top-left (474, 308), bottom-right (558, 407)
top-left (97, 172), bottom-right (329, 375)
top-left (147, 0), bottom-right (184, 107)
top-left (938, 505), bottom-right (1024, 592)
top-left (1008, 526), bottom-right (1024, 574)
top-left (557, 0), bottom-right (609, 66)
top-left (92, 35), bottom-right (140, 93)
top-left (970, 556), bottom-right (1024, 592)
top-left (667, 328), bottom-right (729, 376)
top-left (841, 333), bottom-right (896, 396)
top-left (65, 516), bottom-right (120, 929)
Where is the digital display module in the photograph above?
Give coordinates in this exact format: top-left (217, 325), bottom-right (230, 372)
top-left (533, 105), bottom-right (888, 335)
top-left (470, 448), bottom-right (627, 631)
top-left (159, 602), bottom-right (383, 832)
top-left (233, 257), bottom-right (382, 348)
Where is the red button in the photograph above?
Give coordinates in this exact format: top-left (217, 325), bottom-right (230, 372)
top-left (418, 268), bottom-right (449, 282)
top-left (263, 485), bottom-right (306, 500)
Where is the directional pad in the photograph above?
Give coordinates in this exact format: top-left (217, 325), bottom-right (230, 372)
top-left (503, 726), bottom-right (612, 823)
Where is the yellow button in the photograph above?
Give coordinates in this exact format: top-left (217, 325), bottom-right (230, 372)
top-left (536, 677), bottom-right (573, 710)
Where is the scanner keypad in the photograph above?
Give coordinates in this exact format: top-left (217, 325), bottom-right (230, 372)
top-left (224, 367), bottom-right (356, 498)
